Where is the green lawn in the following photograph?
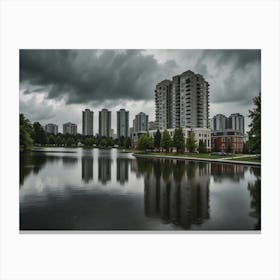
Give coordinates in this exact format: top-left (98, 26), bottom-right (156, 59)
top-left (134, 151), bottom-right (231, 160)
top-left (229, 156), bottom-right (261, 163)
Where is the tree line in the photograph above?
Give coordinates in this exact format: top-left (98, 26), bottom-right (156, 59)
top-left (137, 93), bottom-right (261, 155)
top-left (20, 93), bottom-right (261, 155)
top-left (137, 128), bottom-right (208, 153)
top-left (20, 114), bottom-right (132, 151)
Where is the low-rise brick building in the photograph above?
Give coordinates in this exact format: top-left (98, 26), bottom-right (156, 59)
top-left (211, 130), bottom-right (244, 154)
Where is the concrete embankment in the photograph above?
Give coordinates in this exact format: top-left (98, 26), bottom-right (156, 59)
top-left (133, 153), bottom-right (261, 166)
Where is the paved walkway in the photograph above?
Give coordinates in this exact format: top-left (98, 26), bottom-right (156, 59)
top-left (133, 153), bottom-right (261, 166)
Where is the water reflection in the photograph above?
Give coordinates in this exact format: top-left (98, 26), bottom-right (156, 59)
top-left (136, 159), bottom-right (210, 229)
top-left (116, 158), bottom-right (129, 185)
top-left (20, 148), bottom-right (261, 230)
top-left (211, 163), bottom-right (246, 182)
top-left (248, 167), bottom-right (261, 230)
top-left (82, 157), bottom-right (93, 183)
top-left (62, 156), bottom-right (78, 167)
top-left (20, 152), bottom-right (60, 186)
top-left (98, 157), bottom-right (112, 185)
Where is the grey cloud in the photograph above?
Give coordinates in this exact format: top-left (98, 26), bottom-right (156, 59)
top-left (20, 49), bottom-right (177, 105)
top-left (23, 87), bottom-right (46, 95)
top-left (144, 49), bottom-right (260, 107)
top-left (193, 50), bottom-right (261, 105)
top-left (196, 49), bottom-right (260, 71)
top-left (19, 49), bottom-right (261, 130)
top-left (19, 95), bottom-right (56, 122)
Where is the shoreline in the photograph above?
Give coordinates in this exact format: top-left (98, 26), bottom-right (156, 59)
top-left (133, 153), bottom-right (261, 166)
top-left (22, 147), bottom-right (261, 166)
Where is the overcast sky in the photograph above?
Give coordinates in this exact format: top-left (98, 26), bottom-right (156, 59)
top-left (19, 49), bottom-right (261, 134)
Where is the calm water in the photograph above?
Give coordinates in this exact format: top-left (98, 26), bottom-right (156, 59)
top-left (20, 148), bottom-right (261, 231)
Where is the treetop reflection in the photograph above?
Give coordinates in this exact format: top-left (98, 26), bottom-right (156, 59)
top-left (20, 149), bottom-right (261, 230)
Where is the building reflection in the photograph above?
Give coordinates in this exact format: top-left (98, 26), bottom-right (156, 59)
top-left (116, 158), bottom-right (129, 185)
top-left (247, 167), bottom-right (261, 230)
top-left (62, 156), bottom-right (78, 167)
top-left (20, 152), bottom-right (61, 186)
top-left (211, 163), bottom-right (246, 182)
top-left (130, 158), bottom-right (144, 178)
top-left (82, 156), bottom-right (93, 183)
top-left (137, 158), bottom-right (210, 229)
top-left (98, 157), bottom-right (112, 185)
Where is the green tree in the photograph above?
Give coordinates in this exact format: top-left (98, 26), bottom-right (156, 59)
top-left (186, 131), bottom-right (197, 153)
top-left (243, 140), bottom-right (249, 154)
top-left (48, 135), bottom-right (56, 145)
top-left (114, 138), bottom-right (119, 146)
top-left (198, 139), bottom-right (207, 153)
top-left (137, 134), bottom-right (154, 151)
top-left (32, 122), bottom-right (48, 145)
top-left (84, 137), bottom-right (92, 147)
top-left (173, 128), bottom-right (185, 153)
top-left (119, 136), bottom-right (125, 147)
top-left (248, 93), bottom-right (261, 154)
top-left (107, 138), bottom-right (114, 147)
top-left (100, 138), bottom-right (107, 147)
top-left (66, 137), bottom-right (74, 146)
top-left (19, 114), bottom-right (33, 150)
top-left (125, 137), bottom-right (132, 149)
top-left (56, 135), bottom-right (63, 146)
top-left (154, 129), bottom-right (161, 151)
top-left (161, 130), bottom-right (172, 153)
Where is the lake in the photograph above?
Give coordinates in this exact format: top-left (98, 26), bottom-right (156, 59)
top-left (20, 148), bottom-right (261, 231)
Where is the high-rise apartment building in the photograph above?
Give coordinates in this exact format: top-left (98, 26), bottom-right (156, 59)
top-left (155, 70), bottom-right (209, 130)
top-left (133, 112), bottom-right (149, 133)
top-left (99, 109), bottom-right (111, 137)
top-left (44, 123), bottom-right (58, 135)
top-left (148, 121), bottom-right (157, 131)
top-left (212, 113), bottom-right (245, 135)
top-left (82, 109), bottom-right (94, 136)
top-left (211, 114), bottom-right (227, 131)
top-left (110, 128), bottom-right (116, 139)
top-left (228, 113), bottom-right (245, 135)
top-left (155, 79), bottom-right (173, 130)
top-left (117, 109), bottom-right (129, 138)
top-left (63, 122), bottom-right (77, 135)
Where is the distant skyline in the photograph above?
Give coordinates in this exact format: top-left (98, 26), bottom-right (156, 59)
top-left (19, 49), bottom-right (261, 134)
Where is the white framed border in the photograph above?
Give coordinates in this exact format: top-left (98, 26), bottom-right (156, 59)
top-left (1, 1), bottom-right (280, 279)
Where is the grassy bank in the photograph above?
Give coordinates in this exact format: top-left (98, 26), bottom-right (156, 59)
top-left (135, 151), bottom-right (232, 159)
top-left (133, 151), bottom-right (261, 165)
top-left (229, 156), bottom-right (261, 163)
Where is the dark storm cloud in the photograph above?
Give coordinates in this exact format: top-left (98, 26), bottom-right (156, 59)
top-left (20, 49), bottom-right (261, 127)
top-left (193, 49), bottom-right (261, 105)
top-left (20, 49), bottom-right (177, 104)
top-left (197, 49), bottom-right (260, 70)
